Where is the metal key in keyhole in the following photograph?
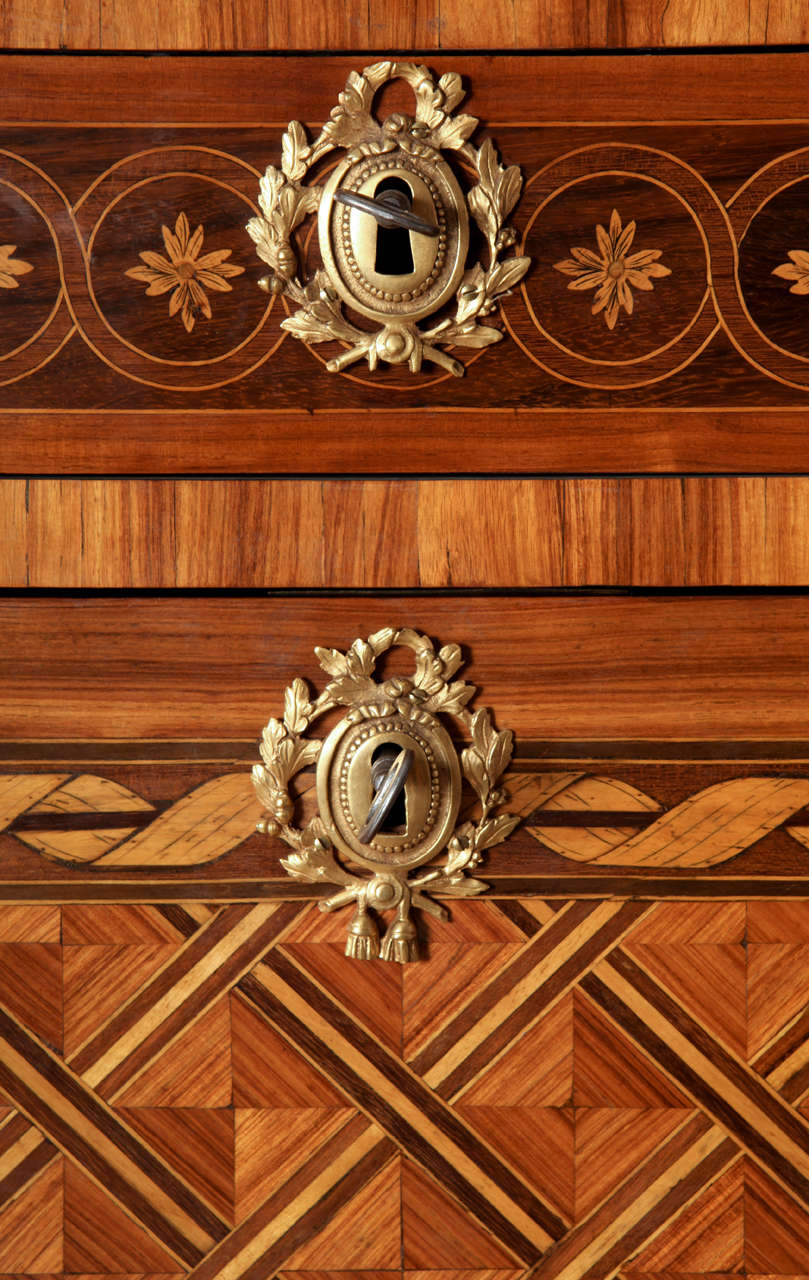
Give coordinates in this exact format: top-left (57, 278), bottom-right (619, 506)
top-left (358, 745), bottom-right (414, 843)
top-left (335, 176), bottom-right (439, 278)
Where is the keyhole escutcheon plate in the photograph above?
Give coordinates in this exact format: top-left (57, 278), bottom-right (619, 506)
top-left (252, 627), bottom-right (520, 963)
top-left (318, 152), bottom-right (469, 323)
top-left (316, 709), bottom-right (461, 870)
top-left (245, 60), bottom-right (530, 378)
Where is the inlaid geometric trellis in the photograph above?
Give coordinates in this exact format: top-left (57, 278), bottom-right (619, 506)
top-left (1, 896), bottom-right (809, 1277)
top-left (3, 741), bottom-right (809, 1269)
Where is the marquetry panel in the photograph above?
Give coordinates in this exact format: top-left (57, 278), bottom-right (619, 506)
top-left (5, 54), bottom-right (809, 472)
top-left (2, 845), bottom-right (809, 1274)
top-left (6, 746), bottom-right (809, 898)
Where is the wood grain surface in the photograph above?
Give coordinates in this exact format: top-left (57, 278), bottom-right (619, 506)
top-left (8, 52), bottom-right (809, 123)
top-left (2, 12), bottom-right (809, 1270)
top-left (2, 595), bottom-right (809, 740)
top-left (1, 0), bottom-right (807, 49)
top-left (5, 477), bottom-right (809, 588)
top-left (12, 409), bottom-right (809, 476)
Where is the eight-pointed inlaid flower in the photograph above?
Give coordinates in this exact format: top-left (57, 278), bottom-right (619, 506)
top-left (125, 211), bottom-right (245, 333)
top-left (772, 249), bottom-right (809, 295)
top-left (553, 208), bottom-right (672, 330)
top-left (0, 244), bottom-right (33, 290)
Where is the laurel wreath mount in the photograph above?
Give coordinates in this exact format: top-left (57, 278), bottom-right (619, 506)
top-left (252, 628), bottom-right (519, 961)
top-left (245, 61), bottom-right (530, 377)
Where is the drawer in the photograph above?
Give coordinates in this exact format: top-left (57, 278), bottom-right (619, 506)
top-left (2, 52), bottom-right (809, 475)
top-left (1, 596), bottom-right (809, 1271)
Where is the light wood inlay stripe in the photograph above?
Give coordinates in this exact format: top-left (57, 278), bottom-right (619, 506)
top-left (414, 900), bottom-right (602, 1078)
top-left (0, 1138), bottom-right (58, 1213)
top-left (97, 901), bottom-right (305, 1101)
top-left (245, 960), bottom-right (558, 1260)
top-left (0, 1122), bottom-right (47, 1182)
top-left (0, 1005), bottom-right (225, 1263)
top-left (188, 1112), bottom-right (392, 1280)
top-left (0, 905), bottom-right (306, 1227)
top-left (585, 953), bottom-right (809, 1205)
top-left (526, 1115), bottom-right (736, 1280)
top-left (752, 1001), bottom-right (809, 1092)
top-left (0, 774), bottom-right (70, 830)
top-left (74, 902), bottom-right (299, 1091)
top-left (425, 900), bottom-right (650, 1096)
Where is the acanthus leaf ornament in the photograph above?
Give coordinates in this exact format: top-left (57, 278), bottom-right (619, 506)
top-left (252, 629), bottom-right (520, 962)
top-left (245, 61), bottom-right (530, 376)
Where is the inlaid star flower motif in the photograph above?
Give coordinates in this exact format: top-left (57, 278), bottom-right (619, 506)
top-left (125, 211), bottom-right (245, 333)
top-left (553, 208), bottom-right (672, 330)
top-left (773, 249), bottom-right (809, 295)
top-left (0, 244), bottom-right (33, 290)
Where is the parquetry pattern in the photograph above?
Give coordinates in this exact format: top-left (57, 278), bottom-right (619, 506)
top-left (1, 896), bottom-right (809, 1277)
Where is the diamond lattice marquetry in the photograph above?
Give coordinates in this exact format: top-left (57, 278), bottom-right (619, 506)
top-left (1, 896), bottom-right (809, 1277)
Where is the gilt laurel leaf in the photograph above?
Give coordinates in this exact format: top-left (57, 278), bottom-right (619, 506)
top-left (471, 708), bottom-right (494, 754)
top-left (450, 324), bottom-right (503, 349)
top-left (283, 677), bottom-right (312, 734)
top-left (486, 728), bottom-right (514, 782)
top-left (260, 718), bottom-right (286, 767)
top-left (437, 72), bottom-right (465, 113)
top-left (462, 745), bottom-right (487, 794)
top-left (288, 738), bottom-right (322, 772)
top-left (431, 113), bottom-right (478, 151)
top-left (488, 256), bottom-right (530, 297)
top-left (315, 646), bottom-right (349, 677)
top-left (476, 812), bottom-right (520, 850)
top-left (368, 626), bottom-right (397, 654)
top-left (476, 137), bottom-right (499, 193)
top-left (280, 311), bottom-right (335, 343)
top-left (497, 165), bottom-right (523, 219)
top-left (281, 120), bottom-right (310, 181)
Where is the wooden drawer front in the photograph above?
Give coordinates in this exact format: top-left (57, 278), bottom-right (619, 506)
top-left (2, 748), bottom-right (809, 1272)
top-left (6, 53), bottom-right (809, 473)
top-left (6, 477), bottom-right (809, 589)
top-left (2, 597), bottom-right (809, 1271)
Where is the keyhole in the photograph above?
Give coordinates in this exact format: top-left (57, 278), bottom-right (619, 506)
top-left (371, 744), bottom-right (408, 834)
top-left (374, 176), bottom-right (414, 276)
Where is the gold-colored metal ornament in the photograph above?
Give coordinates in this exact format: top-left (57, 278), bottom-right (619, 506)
top-left (253, 628), bottom-right (520, 962)
top-left (245, 61), bottom-right (530, 376)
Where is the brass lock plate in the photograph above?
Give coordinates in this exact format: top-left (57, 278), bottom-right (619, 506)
top-left (316, 707), bottom-right (461, 870)
top-left (253, 628), bottom-right (519, 962)
top-left (318, 150), bottom-right (469, 324)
